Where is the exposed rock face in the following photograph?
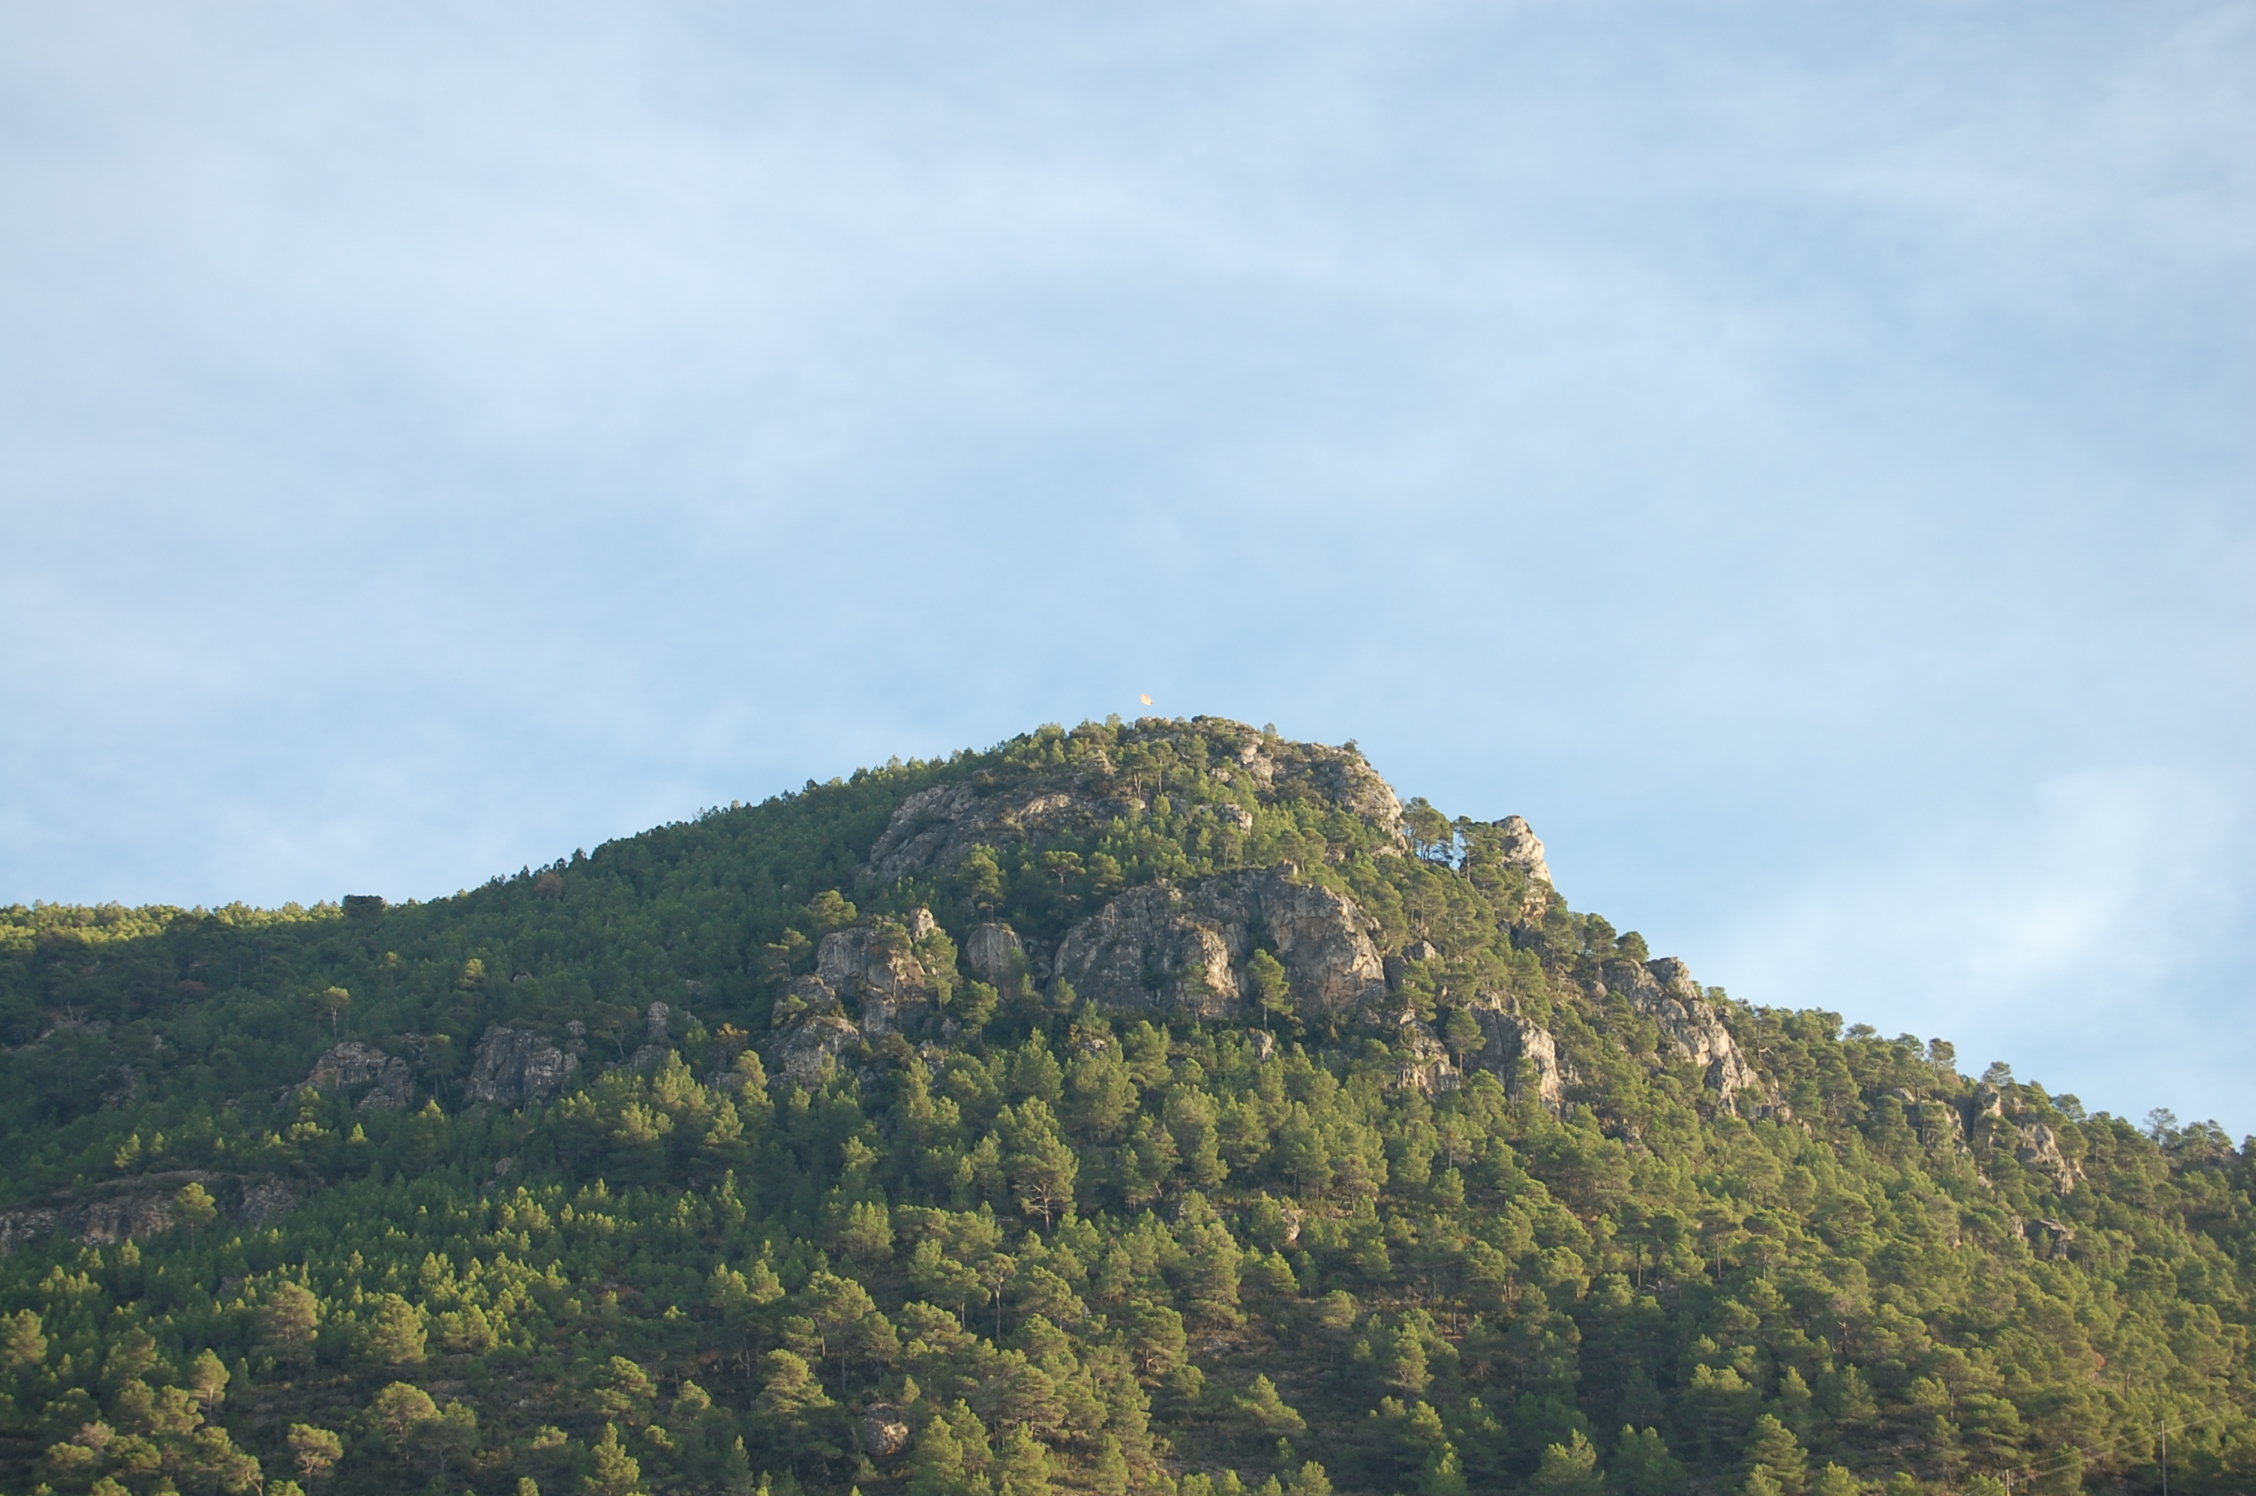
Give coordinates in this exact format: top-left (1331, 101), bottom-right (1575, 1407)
top-left (1053, 882), bottom-right (1242, 1020)
top-left (1050, 868), bottom-right (1388, 1023)
top-left (1463, 1002), bottom-right (1564, 1111)
top-left (0, 1172), bottom-right (225, 1256)
top-left (1384, 941), bottom-right (1440, 989)
top-left (0, 1208), bottom-right (58, 1256)
top-left (1394, 1022), bottom-right (1462, 1096)
top-left (964, 923), bottom-right (1031, 986)
top-left (1602, 957), bottom-right (1755, 1103)
top-left (1245, 737), bottom-right (1404, 835)
top-left (293, 1042), bottom-right (413, 1111)
top-left (857, 1406), bottom-right (912, 1458)
top-left (630, 1002), bottom-right (675, 1072)
top-left (866, 781), bottom-right (1108, 884)
top-left (1967, 1084), bottom-right (2015, 1147)
top-left (1917, 1098), bottom-right (1966, 1145)
top-left (1961, 1084), bottom-right (2081, 1192)
top-left (464, 1026), bottom-right (580, 1108)
top-left (2016, 1123), bottom-right (2080, 1193)
top-left (1249, 873), bottom-right (1390, 1016)
top-left (73, 1194), bottom-right (177, 1246)
top-left (815, 915), bottom-right (939, 1036)
top-left (775, 1013), bottom-right (863, 1086)
top-left (239, 1179), bottom-right (297, 1225)
top-left (1490, 815), bottom-right (1554, 885)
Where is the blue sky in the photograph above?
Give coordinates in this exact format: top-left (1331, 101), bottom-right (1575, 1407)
top-left (3, 3), bottom-right (2250, 1133)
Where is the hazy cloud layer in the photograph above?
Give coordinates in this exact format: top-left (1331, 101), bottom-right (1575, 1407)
top-left (3, 3), bottom-right (2250, 1130)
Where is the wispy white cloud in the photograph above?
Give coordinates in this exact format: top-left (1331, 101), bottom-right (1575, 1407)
top-left (0, 2), bottom-right (2248, 1126)
top-left (1702, 765), bottom-right (2252, 1129)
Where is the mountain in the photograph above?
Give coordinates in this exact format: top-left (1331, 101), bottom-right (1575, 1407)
top-left (0, 717), bottom-right (2247, 1496)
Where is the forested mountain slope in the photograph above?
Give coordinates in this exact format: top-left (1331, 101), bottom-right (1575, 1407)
top-left (1, 718), bottom-right (2248, 1496)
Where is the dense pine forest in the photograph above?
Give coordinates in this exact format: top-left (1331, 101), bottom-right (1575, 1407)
top-left (1, 717), bottom-right (2248, 1496)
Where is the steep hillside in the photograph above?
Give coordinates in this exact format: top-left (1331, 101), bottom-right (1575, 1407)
top-left (1, 718), bottom-right (2248, 1496)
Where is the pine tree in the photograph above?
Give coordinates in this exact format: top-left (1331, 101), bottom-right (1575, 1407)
top-left (1533, 1428), bottom-right (1604, 1496)
top-left (584, 1423), bottom-right (643, 1496)
top-left (1742, 1414), bottom-right (1808, 1496)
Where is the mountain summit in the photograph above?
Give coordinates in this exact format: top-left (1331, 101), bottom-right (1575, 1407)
top-left (1, 718), bottom-right (2247, 1496)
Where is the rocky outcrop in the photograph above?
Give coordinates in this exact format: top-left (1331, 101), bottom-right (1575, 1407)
top-left (1463, 1002), bottom-right (1564, 1111)
top-left (289, 1041), bottom-right (413, 1111)
top-left (0, 1207), bottom-right (58, 1256)
top-left (1601, 957), bottom-right (1755, 1104)
top-left (1489, 816), bottom-right (1554, 886)
top-left (1235, 734), bottom-right (1404, 838)
top-left (1961, 1083), bottom-right (2082, 1192)
top-left (816, 914), bottom-right (940, 1036)
top-left (630, 1003), bottom-right (675, 1072)
top-left (862, 720), bottom-right (1409, 885)
top-left (0, 1172), bottom-right (225, 1256)
top-left (964, 922), bottom-right (1032, 986)
top-left (1250, 872), bottom-right (1390, 1016)
top-left (774, 1013), bottom-right (863, 1087)
top-left (1053, 881), bottom-right (1243, 1020)
top-left (73, 1194), bottom-right (178, 1246)
top-left (239, 1179), bottom-right (297, 1225)
top-left (856, 1406), bottom-right (912, 1458)
top-left (1050, 867), bottom-right (1388, 1023)
top-left (2016, 1122), bottom-right (2080, 1194)
top-left (866, 781), bottom-right (1113, 884)
top-left (1916, 1098), bottom-right (1966, 1146)
top-left (1394, 1022), bottom-right (1462, 1096)
top-left (464, 1026), bottom-right (580, 1108)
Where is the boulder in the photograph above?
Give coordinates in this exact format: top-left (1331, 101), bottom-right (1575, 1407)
top-left (464, 1026), bottom-right (580, 1108)
top-left (964, 922), bottom-right (1031, 986)
top-left (856, 1406), bottom-right (912, 1459)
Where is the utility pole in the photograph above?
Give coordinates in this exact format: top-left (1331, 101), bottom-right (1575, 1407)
top-left (2160, 1417), bottom-right (2169, 1496)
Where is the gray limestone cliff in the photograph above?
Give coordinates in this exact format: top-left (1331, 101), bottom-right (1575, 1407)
top-left (814, 910), bottom-right (941, 1037)
top-left (1969, 1082), bottom-right (2083, 1193)
top-left (288, 1041), bottom-right (414, 1112)
top-left (1490, 815), bottom-right (1554, 886)
top-left (1048, 867), bottom-right (1388, 1024)
top-left (767, 907), bottom-right (952, 1084)
top-left (465, 1025), bottom-right (581, 1108)
top-left (1468, 1001), bottom-right (1565, 1111)
top-left (1599, 956), bottom-right (1756, 1104)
